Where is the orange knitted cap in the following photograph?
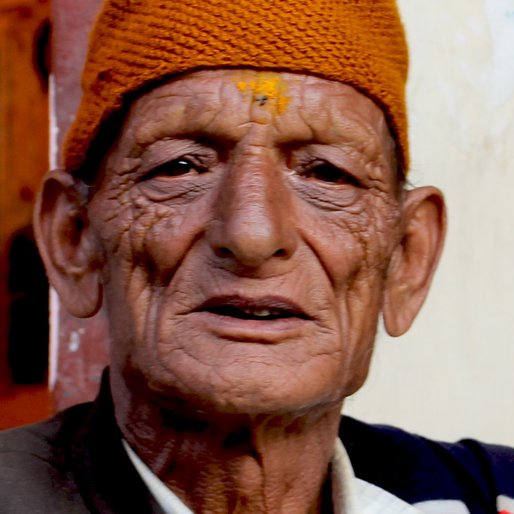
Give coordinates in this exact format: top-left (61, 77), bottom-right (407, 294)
top-left (64, 0), bottom-right (409, 174)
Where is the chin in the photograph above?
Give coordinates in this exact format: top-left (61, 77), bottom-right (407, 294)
top-left (135, 354), bottom-right (347, 419)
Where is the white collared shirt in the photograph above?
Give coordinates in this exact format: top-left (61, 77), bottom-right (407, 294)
top-left (123, 439), bottom-right (470, 514)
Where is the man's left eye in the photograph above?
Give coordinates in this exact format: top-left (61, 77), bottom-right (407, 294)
top-left (302, 162), bottom-right (361, 187)
top-left (148, 158), bottom-right (207, 178)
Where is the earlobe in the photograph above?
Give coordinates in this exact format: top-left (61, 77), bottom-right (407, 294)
top-left (383, 186), bottom-right (446, 337)
top-left (34, 169), bottom-right (103, 318)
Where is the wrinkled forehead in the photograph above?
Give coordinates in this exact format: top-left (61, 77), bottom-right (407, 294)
top-left (64, 0), bottom-right (409, 175)
top-left (110, 70), bottom-right (397, 172)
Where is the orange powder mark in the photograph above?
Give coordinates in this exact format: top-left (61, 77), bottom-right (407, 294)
top-left (236, 73), bottom-right (290, 114)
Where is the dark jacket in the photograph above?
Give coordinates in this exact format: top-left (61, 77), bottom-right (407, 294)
top-left (1, 377), bottom-right (514, 513)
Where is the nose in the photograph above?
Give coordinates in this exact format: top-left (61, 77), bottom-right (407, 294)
top-left (208, 152), bottom-right (297, 268)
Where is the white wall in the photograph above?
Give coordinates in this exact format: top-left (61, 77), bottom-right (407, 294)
top-left (345, 0), bottom-right (514, 445)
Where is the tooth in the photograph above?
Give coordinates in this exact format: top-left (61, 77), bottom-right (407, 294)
top-left (242, 308), bottom-right (272, 317)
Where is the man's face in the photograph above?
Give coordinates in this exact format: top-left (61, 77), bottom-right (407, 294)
top-left (87, 69), bottom-right (402, 416)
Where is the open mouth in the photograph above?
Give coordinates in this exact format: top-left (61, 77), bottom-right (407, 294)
top-left (196, 296), bottom-right (309, 322)
top-left (208, 305), bottom-right (296, 321)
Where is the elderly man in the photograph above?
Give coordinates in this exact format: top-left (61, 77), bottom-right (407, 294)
top-left (1, 0), bottom-right (514, 513)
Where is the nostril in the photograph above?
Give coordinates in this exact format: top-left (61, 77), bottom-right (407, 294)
top-left (274, 248), bottom-right (286, 258)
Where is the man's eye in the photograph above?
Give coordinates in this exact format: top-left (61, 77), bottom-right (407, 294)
top-left (302, 162), bottom-right (361, 187)
top-left (148, 158), bottom-right (206, 178)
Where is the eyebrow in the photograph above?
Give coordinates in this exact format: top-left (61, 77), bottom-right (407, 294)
top-left (274, 130), bottom-right (383, 165)
top-left (132, 132), bottom-right (236, 158)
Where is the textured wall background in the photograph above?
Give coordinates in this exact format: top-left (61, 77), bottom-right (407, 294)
top-left (345, 0), bottom-right (514, 445)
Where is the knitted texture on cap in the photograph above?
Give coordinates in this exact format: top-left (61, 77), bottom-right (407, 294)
top-left (64, 0), bottom-right (409, 173)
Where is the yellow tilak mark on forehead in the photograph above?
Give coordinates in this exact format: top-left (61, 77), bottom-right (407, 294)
top-left (236, 73), bottom-right (290, 114)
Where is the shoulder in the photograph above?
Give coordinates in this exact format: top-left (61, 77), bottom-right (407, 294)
top-left (0, 403), bottom-right (93, 513)
top-left (340, 416), bottom-right (514, 512)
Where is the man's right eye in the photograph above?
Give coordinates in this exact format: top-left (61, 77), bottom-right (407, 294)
top-left (147, 158), bottom-right (207, 178)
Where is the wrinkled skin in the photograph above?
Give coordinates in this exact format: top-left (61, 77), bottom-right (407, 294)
top-left (94, 70), bottom-right (400, 414)
top-left (36, 69), bottom-right (445, 513)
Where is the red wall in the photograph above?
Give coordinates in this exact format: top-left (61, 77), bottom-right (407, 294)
top-left (51, 0), bottom-right (109, 410)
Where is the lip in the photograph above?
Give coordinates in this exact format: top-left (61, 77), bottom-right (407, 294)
top-left (191, 295), bottom-right (312, 343)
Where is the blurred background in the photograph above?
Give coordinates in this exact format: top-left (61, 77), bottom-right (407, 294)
top-left (346, 0), bottom-right (514, 445)
top-left (0, 0), bottom-right (513, 444)
top-left (0, 0), bottom-right (51, 427)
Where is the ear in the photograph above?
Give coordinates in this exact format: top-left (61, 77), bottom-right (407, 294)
top-left (34, 169), bottom-right (103, 318)
top-left (383, 186), bottom-right (446, 336)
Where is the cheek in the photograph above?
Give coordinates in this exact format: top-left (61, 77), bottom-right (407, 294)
top-left (305, 193), bottom-right (399, 287)
top-left (93, 188), bottom-right (206, 281)
top-left (297, 195), bottom-right (399, 384)
top-left (89, 187), bottom-right (208, 346)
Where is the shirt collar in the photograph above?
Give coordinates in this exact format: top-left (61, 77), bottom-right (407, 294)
top-left (123, 438), bottom-right (423, 514)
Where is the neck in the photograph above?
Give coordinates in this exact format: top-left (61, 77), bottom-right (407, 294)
top-left (112, 376), bottom-right (342, 514)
